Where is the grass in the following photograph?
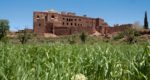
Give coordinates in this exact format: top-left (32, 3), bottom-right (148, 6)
top-left (0, 41), bottom-right (150, 80)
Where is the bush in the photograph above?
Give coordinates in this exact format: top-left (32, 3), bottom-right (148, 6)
top-left (113, 32), bottom-right (124, 40)
top-left (124, 35), bottom-right (137, 44)
top-left (18, 30), bottom-right (31, 44)
top-left (0, 36), bottom-right (9, 43)
top-left (124, 29), bottom-right (140, 37)
top-left (68, 35), bottom-right (76, 44)
top-left (113, 29), bottom-right (140, 42)
top-left (80, 32), bottom-right (87, 43)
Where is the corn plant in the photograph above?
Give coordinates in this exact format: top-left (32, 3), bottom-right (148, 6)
top-left (0, 42), bottom-right (149, 80)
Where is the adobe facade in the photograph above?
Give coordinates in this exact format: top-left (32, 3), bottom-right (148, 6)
top-left (33, 10), bottom-right (109, 36)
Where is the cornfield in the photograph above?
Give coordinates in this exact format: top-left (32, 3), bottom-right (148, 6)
top-left (0, 42), bottom-right (150, 80)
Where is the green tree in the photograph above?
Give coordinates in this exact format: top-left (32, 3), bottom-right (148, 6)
top-left (144, 11), bottom-right (149, 29)
top-left (0, 20), bottom-right (9, 39)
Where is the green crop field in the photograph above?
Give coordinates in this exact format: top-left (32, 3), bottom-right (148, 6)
top-left (0, 42), bottom-right (150, 80)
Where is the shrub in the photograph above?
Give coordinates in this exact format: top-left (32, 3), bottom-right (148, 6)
top-left (124, 35), bottom-right (137, 44)
top-left (124, 29), bottom-right (140, 37)
top-left (113, 32), bottom-right (124, 40)
top-left (68, 35), bottom-right (76, 44)
top-left (0, 36), bottom-right (9, 43)
top-left (113, 29), bottom-right (140, 42)
top-left (18, 30), bottom-right (31, 44)
top-left (80, 32), bottom-right (87, 43)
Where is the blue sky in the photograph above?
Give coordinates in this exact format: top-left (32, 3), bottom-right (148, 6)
top-left (0, 0), bottom-right (150, 31)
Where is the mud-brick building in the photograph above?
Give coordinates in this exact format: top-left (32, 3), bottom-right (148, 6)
top-left (33, 10), bottom-right (109, 36)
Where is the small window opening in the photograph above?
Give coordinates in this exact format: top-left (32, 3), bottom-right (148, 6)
top-left (45, 16), bottom-right (47, 21)
top-left (51, 15), bottom-right (55, 18)
top-left (75, 23), bottom-right (77, 26)
top-left (39, 23), bottom-right (41, 26)
top-left (62, 22), bottom-right (65, 25)
top-left (37, 15), bottom-right (39, 18)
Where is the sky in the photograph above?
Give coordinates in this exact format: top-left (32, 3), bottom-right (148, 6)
top-left (0, 0), bottom-right (150, 31)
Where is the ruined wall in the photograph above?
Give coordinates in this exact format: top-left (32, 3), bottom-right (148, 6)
top-left (108, 24), bottom-right (133, 33)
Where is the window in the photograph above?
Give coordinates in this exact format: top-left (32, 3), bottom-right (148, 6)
top-left (75, 23), bottom-right (77, 26)
top-left (45, 16), bottom-right (48, 21)
top-left (37, 15), bottom-right (39, 18)
top-left (67, 23), bottom-right (69, 25)
top-left (79, 19), bottom-right (81, 21)
top-left (39, 23), bottom-right (41, 27)
top-left (71, 23), bottom-right (73, 25)
top-left (74, 19), bottom-right (77, 21)
top-left (69, 19), bottom-right (71, 21)
top-left (62, 22), bottom-right (65, 25)
top-left (63, 18), bottom-right (65, 20)
top-left (51, 15), bottom-right (55, 18)
top-left (99, 26), bottom-right (102, 29)
top-left (38, 23), bottom-right (41, 31)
